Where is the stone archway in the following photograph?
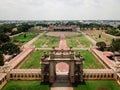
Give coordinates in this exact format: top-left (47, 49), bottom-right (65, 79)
top-left (41, 48), bottom-right (84, 84)
top-left (49, 60), bottom-right (75, 83)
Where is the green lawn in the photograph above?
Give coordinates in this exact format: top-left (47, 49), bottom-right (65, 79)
top-left (12, 33), bottom-right (37, 43)
top-left (67, 37), bottom-right (78, 47)
top-left (79, 34), bottom-right (92, 47)
top-left (74, 80), bottom-right (120, 90)
top-left (20, 50), bottom-right (50, 69)
top-left (75, 50), bottom-right (104, 69)
top-left (2, 81), bottom-right (50, 90)
top-left (21, 50), bottom-right (103, 69)
top-left (33, 35), bottom-right (59, 48)
top-left (67, 34), bottom-right (92, 47)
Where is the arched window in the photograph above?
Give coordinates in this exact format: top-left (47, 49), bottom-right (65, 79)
top-left (104, 74), bottom-right (106, 78)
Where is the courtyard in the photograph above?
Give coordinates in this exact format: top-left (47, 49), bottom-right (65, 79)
top-left (33, 35), bottom-right (59, 48)
top-left (20, 50), bottom-right (50, 69)
top-left (1, 30), bottom-right (120, 90)
top-left (20, 50), bottom-right (104, 69)
top-left (67, 34), bottom-right (93, 47)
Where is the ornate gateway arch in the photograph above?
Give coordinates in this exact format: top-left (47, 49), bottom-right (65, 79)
top-left (40, 48), bottom-right (84, 83)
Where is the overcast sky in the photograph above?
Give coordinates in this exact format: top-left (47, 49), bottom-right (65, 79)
top-left (0, 0), bottom-right (120, 20)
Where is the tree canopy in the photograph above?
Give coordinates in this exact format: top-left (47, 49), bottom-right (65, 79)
top-left (0, 24), bottom-right (16, 33)
top-left (111, 39), bottom-right (120, 52)
top-left (96, 42), bottom-right (106, 51)
top-left (0, 33), bottom-right (10, 44)
top-left (11, 23), bottom-right (34, 35)
top-left (1, 43), bottom-right (20, 55)
top-left (117, 25), bottom-right (120, 30)
top-left (0, 51), bottom-right (4, 66)
top-left (105, 29), bottom-right (120, 36)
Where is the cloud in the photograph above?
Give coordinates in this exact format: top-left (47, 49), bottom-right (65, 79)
top-left (0, 0), bottom-right (120, 20)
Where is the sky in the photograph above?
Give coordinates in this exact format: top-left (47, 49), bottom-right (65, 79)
top-left (0, 0), bottom-right (120, 20)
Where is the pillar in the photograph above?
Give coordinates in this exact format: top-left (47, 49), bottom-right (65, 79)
top-left (69, 61), bottom-right (75, 83)
top-left (49, 61), bottom-right (55, 83)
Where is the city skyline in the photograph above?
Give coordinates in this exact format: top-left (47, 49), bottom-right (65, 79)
top-left (0, 0), bottom-right (120, 20)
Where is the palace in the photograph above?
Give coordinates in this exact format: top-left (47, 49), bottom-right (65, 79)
top-left (49, 24), bottom-right (77, 31)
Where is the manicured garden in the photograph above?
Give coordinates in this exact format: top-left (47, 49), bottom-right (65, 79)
top-left (20, 50), bottom-right (50, 69)
top-left (21, 50), bottom-right (103, 69)
top-left (2, 81), bottom-right (50, 90)
top-left (67, 34), bottom-right (92, 47)
top-left (11, 33), bottom-right (37, 44)
top-left (76, 50), bottom-right (104, 69)
top-left (33, 35), bottom-right (59, 48)
top-left (74, 80), bottom-right (120, 90)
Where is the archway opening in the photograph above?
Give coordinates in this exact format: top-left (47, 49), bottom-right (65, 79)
top-left (55, 62), bottom-right (69, 82)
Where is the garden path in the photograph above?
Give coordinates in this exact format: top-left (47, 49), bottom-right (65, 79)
top-left (51, 34), bottom-right (73, 90)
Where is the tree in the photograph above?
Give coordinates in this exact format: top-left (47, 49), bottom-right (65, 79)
top-left (24, 33), bottom-right (27, 38)
top-left (111, 39), bottom-right (120, 52)
top-left (0, 51), bottom-right (4, 66)
top-left (96, 42), bottom-right (106, 51)
top-left (99, 34), bottom-right (101, 38)
top-left (17, 23), bottom-right (34, 32)
top-left (0, 33), bottom-right (10, 44)
top-left (1, 43), bottom-right (20, 55)
top-left (117, 25), bottom-right (120, 30)
top-left (0, 24), bottom-right (16, 33)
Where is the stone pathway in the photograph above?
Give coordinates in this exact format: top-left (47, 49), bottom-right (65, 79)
top-left (91, 48), bottom-right (115, 70)
top-left (59, 35), bottom-right (68, 50)
top-left (51, 75), bottom-right (73, 90)
top-left (51, 35), bottom-right (73, 90)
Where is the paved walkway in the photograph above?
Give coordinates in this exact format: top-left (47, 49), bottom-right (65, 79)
top-left (51, 75), bottom-right (73, 90)
top-left (51, 35), bottom-right (73, 90)
top-left (91, 48), bottom-right (115, 70)
top-left (59, 35), bottom-right (68, 50)
top-left (9, 47), bottom-right (33, 69)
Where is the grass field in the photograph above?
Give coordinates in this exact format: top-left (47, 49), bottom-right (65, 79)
top-left (21, 50), bottom-right (103, 69)
top-left (20, 50), bottom-right (50, 69)
top-left (74, 80), bottom-right (120, 90)
top-left (2, 81), bottom-right (50, 90)
top-left (82, 30), bottom-right (113, 44)
top-left (33, 35), bottom-right (59, 48)
top-left (75, 50), bottom-right (104, 69)
top-left (29, 28), bottom-right (44, 33)
top-left (67, 34), bottom-right (92, 47)
top-left (12, 33), bottom-right (37, 43)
